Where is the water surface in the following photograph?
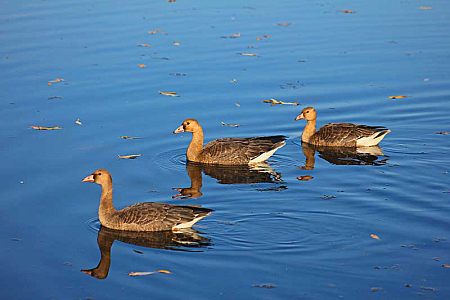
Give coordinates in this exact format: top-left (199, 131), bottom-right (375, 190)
top-left (1, 0), bottom-right (450, 299)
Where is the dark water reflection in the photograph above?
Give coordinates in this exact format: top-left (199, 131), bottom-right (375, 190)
top-left (82, 226), bottom-right (211, 280)
top-left (173, 161), bottom-right (283, 199)
top-left (299, 142), bottom-right (389, 170)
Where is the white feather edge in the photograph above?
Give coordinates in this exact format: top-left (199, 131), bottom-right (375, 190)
top-left (249, 141), bottom-right (286, 164)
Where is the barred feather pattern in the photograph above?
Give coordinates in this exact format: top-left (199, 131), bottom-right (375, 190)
top-left (198, 135), bottom-right (286, 164)
top-left (308, 123), bottom-right (390, 147)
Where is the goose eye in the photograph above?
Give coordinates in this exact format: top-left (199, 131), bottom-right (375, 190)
top-left (98, 173), bottom-right (102, 175)
top-left (186, 122), bottom-right (190, 125)
top-left (306, 110), bottom-right (309, 113)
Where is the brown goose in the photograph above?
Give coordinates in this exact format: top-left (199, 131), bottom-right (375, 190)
top-left (295, 107), bottom-right (391, 147)
top-left (173, 118), bottom-right (286, 165)
top-left (82, 169), bottom-right (213, 232)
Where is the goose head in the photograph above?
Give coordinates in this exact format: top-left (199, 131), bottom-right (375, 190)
top-left (295, 107), bottom-right (316, 121)
top-left (82, 169), bottom-right (112, 186)
top-left (173, 119), bottom-right (201, 134)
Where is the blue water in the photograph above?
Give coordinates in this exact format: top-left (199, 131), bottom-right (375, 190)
top-left (1, 0), bottom-right (450, 299)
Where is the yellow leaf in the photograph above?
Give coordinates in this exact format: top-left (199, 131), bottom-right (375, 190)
top-left (278, 23), bottom-right (292, 26)
top-left (148, 29), bottom-right (162, 34)
top-left (371, 234), bottom-right (380, 240)
top-left (442, 264), bottom-right (450, 268)
top-left (256, 36), bottom-right (261, 41)
top-left (389, 95), bottom-right (409, 99)
top-left (173, 42), bottom-right (180, 45)
top-left (47, 82), bottom-right (53, 86)
top-left (237, 53), bottom-right (258, 56)
top-left (30, 126), bottom-right (61, 130)
top-left (120, 136), bottom-right (143, 139)
top-left (235, 103), bottom-right (241, 107)
top-left (159, 91), bottom-right (180, 97)
top-left (138, 64), bottom-right (146, 68)
top-left (296, 175), bottom-right (314, 181)
top-left (75, 119), bottom-right (82, 125)
top-left (118, 154), bottom-right (142, 159)
top-left (263, 98), bottom-right (299, 106)
top-left (419, 6), bottom-right (433, 9)
top-left (157, 270), bottom-right (171, 274)
top-left (137, 44), bottom-right (151, 47)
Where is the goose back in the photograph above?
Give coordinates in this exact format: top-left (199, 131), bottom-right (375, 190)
top-left (309, 123), bottom-right (390, 147)
top-left (201, 135), bottom-right (286, 164)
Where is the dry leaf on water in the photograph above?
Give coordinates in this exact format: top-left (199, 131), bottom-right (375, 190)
top-left (235, 103), bottom-right (241, 107)
top-left (389, 95), bottom-right (409, 99)
top-left (371, 234), bottom-right (380, 240)
top-left (120, 136), bottom-right (143, 139)
top-left (237, 53), bottom-right (258, 56)
top-left (263, 98), bottom-right (299, 106)
top-left (47, 78), bottom-right (65, 85)
top-left (128, 270), bottom-right (170, 276)
top-left (371, 287), bottom-right (383, 292)
top-left (278, 23), bottom-right (292, 26)
top-left (75, 119), bottom-right (82, 125)
top-left (419, 6), bottom-right (433, 9)
top-left (159, 91), bottom-right (180, 97)
top-left (230, 33), bottom-right (241, 38)
top-left (252, 283), bottom-right (276, 289)
top-left (296, 175), bottom-right (314, 181)
top-left (339, 9), bottom-right (355, 14)
top-left (221, 122), bottom-right (242, 127)
top-left (118, 154), bottom-right (142, 159)
top-left (436, 131), bottom-right (450, 135)
top-left (173, 42), bottom-right (180, 45)
top-left (137, 44), bottom-right (151, 47)
top-left (138, 64), bottom-right (146, 68)
top-left (148, 29), bottom-right (162, 34)
top-left (30, 126), bottom-right (61, 130)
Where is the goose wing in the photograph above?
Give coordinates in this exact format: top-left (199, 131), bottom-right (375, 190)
top-left (202, 135), bottom-right (286, 164)
top-left (311, 123), bottom-right (389, 147)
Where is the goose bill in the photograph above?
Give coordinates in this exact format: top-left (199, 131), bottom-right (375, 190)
top-left (173, 125), bottom-right (185, 134)
top-left (82, 174), bottom-right (95, 182)
top-left (294, 113), bottom-right (304, 121)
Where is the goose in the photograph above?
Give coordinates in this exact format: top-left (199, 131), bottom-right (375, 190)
top-left (82, 169), bottom-right (213, 232)
top-left (294, 107), bottom-right (391, 147)
top-left (173, 118), bottom-right (286, 165)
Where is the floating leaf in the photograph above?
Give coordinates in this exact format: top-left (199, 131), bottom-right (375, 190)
top-left (159, 91), bottom-right (180, 97)
top-left (47, 78), bottom-right (65, 85)
top-left (389, 95), bottom-right (409, 99)
top-left (263, 35), bottom-right (270, 38)
top-left (30, 126), bottom-right (61, 130)
top-left (221, 122), bottom-right (242, 127)
top-left (339, 9), bottom-right (355, 14)
top-left (118, 154), bottom-right (142, 159)
top-left (371, 287), bottom-right (383, 292)
top-left (256, 36), bottom-right (261, 41)
top-left (419, 6), bottom-right (433, 9)
top-left (237, 53), bottom-right (258, 56)
top-left (424, 78), bottom-right (430, 81)
top-left (137, 44), bottom-right (151, 47)
top-left (75, 119), bottom-right (83, 125)
top-left (230, 79), bottom-right (238, 83)
top-left (321, 195), bottom-right (336, 200)
top-left (148, 29), bottom-right (162, 34)
top-left (173, 42), bottom-right (180, 45)
top-left (138, 64), bottom-right (146, 68)
top-left (296, 175), bottom-right (314, 181)
top-left (235, 103), bottom-right (241, 107)
top-left (263, 98), bottom-right (299, 106)
top-left (157, 270), bottom-right (171, 274)
top-left (405, 284), bottom-right (413, 288)
top-left (252, 283), bottom-right (276, 289)
top-left (442, 264), bottom-right (450, 268)
top-left (230, 33), bottom-right (241, 38)
top-left (371, 234), bottom-right (380, 240)
top-left (278, 23), bottom-right (292, 26)
top-left (120, 136), bottom-right (143, 139)
top-left (436, 131), bottom-right (450, 135)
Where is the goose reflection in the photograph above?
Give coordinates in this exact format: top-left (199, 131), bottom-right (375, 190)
top-left (172, 161), bottom-right (283, 199)
top-left (299, 143), bottom-right (389, 170)
top-left (81, 226), bottom-right (211, 279)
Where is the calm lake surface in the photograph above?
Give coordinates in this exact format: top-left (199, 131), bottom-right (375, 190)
top-left (1, 0), bottom-right (450, 299)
